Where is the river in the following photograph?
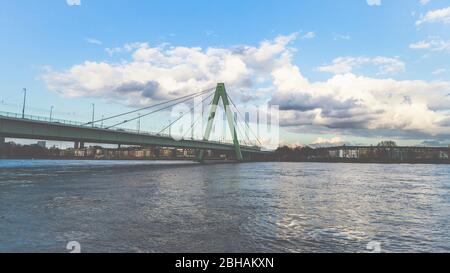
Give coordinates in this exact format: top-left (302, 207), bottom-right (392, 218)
top-left (0, 160), bottom-right (449, 253)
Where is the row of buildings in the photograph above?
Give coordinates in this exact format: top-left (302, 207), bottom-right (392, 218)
top-left (314, 146), bottom-right (450, 163)
top-left (0, 140), bottom-right (223, 160)
top-left (3, 139), bottom-right (450, 163)
top-left (276, 143), bottom-right (450, 163)
top-left (62, 146), bottom-right (202, 160)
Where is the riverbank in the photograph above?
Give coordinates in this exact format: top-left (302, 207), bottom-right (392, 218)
top-left (276, 159), bottom-right (450, 164)
top-left (2, 156), bottom-right (450, 164)
top-left (275, 145), bottom-right (450, 165)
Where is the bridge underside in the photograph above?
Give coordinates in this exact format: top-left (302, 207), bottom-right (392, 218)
top-left (0, 116), bottom-right (273, 161)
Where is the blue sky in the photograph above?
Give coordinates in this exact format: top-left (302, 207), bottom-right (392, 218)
top-left (1, 0), bottom-right (450, 147)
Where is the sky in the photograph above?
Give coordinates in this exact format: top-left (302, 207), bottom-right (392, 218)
top-left (1, 0), bottom-right (450, 147)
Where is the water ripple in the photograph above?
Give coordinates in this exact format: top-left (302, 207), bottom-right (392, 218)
top-left (0, 161), bottom-right (449, 252)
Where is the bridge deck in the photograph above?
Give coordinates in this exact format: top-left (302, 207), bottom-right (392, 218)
top-left (0, 113), bottom-right (270, 155)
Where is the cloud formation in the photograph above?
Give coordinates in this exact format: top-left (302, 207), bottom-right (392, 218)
top-left (42, 34), bottom-right (450, 140)
top-left (416, 6), bottom-right (450, 26)
top-left (85, 38), bottom-right (102, 45)
top-left (316, 56), bottom-right (405, 75)
top-left (409, 37), bottom-right (450, 52)
top-left (310, 136), bottom-right (350, 148)
top-left (43, 35), bottom-right (297, 106)
top-left (271, 73), bottom-right (450, 137)
top-left (300, 32), bottom-right (316, 39)
top-left (66, 0), bottom-right (81, 6)
top-left (367, 0), bottom-right (381, 6)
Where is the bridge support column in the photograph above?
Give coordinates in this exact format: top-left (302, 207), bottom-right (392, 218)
top-left (0, 136), bottom-right (5, 147)
top-left (80, 142), bottom-right (85, 149)
top-left (198, 83), bottom-right (243, 162)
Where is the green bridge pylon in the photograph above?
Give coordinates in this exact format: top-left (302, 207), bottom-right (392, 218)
top-left (197, 83), bottom-right (244, 162)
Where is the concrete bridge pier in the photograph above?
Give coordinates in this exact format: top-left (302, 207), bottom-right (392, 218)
top-left (74, 141), bottom-right (85, 149)
top-left (0, 136), bottom-right (5, 146)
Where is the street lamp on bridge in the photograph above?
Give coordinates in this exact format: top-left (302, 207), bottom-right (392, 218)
top-left (21, 88), bottom-right (27, 119)
top-left (91, 103), bottom-right (95, 127)
top-left (50, 106), bottom-right (54, 122)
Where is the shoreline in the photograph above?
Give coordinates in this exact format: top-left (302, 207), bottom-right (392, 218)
top-left (276, 159), bottom-right (450, 165)
top-left (1, 157), bottom-right (450, 165)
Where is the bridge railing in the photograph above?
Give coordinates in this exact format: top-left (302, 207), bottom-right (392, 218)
top-left (0, 111), bottom-right (87, 127)
top-left (0, 111), bottom-right (261, 149)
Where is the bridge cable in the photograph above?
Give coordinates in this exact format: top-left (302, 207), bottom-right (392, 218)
top-left (229, 98), bottom-right (262, 145)
top-left (227, 94), bottom-right (263, 146)
top-left (234, 111), bottom-right (253, 145)
top-left (204, 99), bottom-right (249, 146)
top-left (180, 91), bottom-right (215, 140)
top-left (105, 89), bottom-right (215, 129)
top-left (83, 87), bottom-right (215, 126)
top-left (233, 116), bottom-right (251, 146)
top-left (157, 91), bottom-right (215, 136)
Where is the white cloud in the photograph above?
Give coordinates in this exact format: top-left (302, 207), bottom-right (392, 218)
top-left (409, 40), bottom-right (432, 49)
top-left (416, 7), bottom-right (450, 26)
top-left (85, 38), bottom-right (102, 45)
top-left (333, 33), bottom-right (351, 41)
top-left (42, 34), bottom-right (450, 140)
top-left (420, 0), bottom-right (431, 5)
top-left (105, 42), bottom-right (148, 56)
top-left (312, 137), bottom-right (346, 145)
top-left (316, 56), bottom-right (405, 75)
top-left (309, 137), bottom-right (350, 147)
top-left (367, 0), bottom-right (381, 6)
top-left (43, 35), bottom-right (297, 106)
top-left (316, 57), bottom-right (365, 74)
top-left (300, 31), bottom-right (316, 39)
top-left (205, 30), bottom-right (218, 37)
top-left (409, 37), bottom-right (450, 52)
top-left (272, 73), bottom-right (450, 138)
top-left (372, 56), bottom-right (406, 74)
top-left (432, 68), bottom-right (447, 75)
top-left (67, 0), bottom-right (81, 6)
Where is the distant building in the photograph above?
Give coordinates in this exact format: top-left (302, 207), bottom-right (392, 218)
top-left (160, 147), bottom-right (175, 158)
top-left (74, 149), bottom-right (86, 157)
top-left (176, 148), bottom-right (196, 158)
top-left (37, 141), bottom-right (46, 148)
top-left (59, 149), bottom-right (75, 157)
top-left (143, 148), bottom-right (155, 158)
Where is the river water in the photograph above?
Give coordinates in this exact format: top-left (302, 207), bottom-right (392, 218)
top-left (0, 160), bottom-right (449, 253)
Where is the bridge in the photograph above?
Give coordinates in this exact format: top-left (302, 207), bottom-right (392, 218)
top-left (0, 84), bottom-right (275, 162)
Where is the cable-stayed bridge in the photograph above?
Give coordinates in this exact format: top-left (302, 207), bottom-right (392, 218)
top-left (0, 84), bottom-right (275, 162)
